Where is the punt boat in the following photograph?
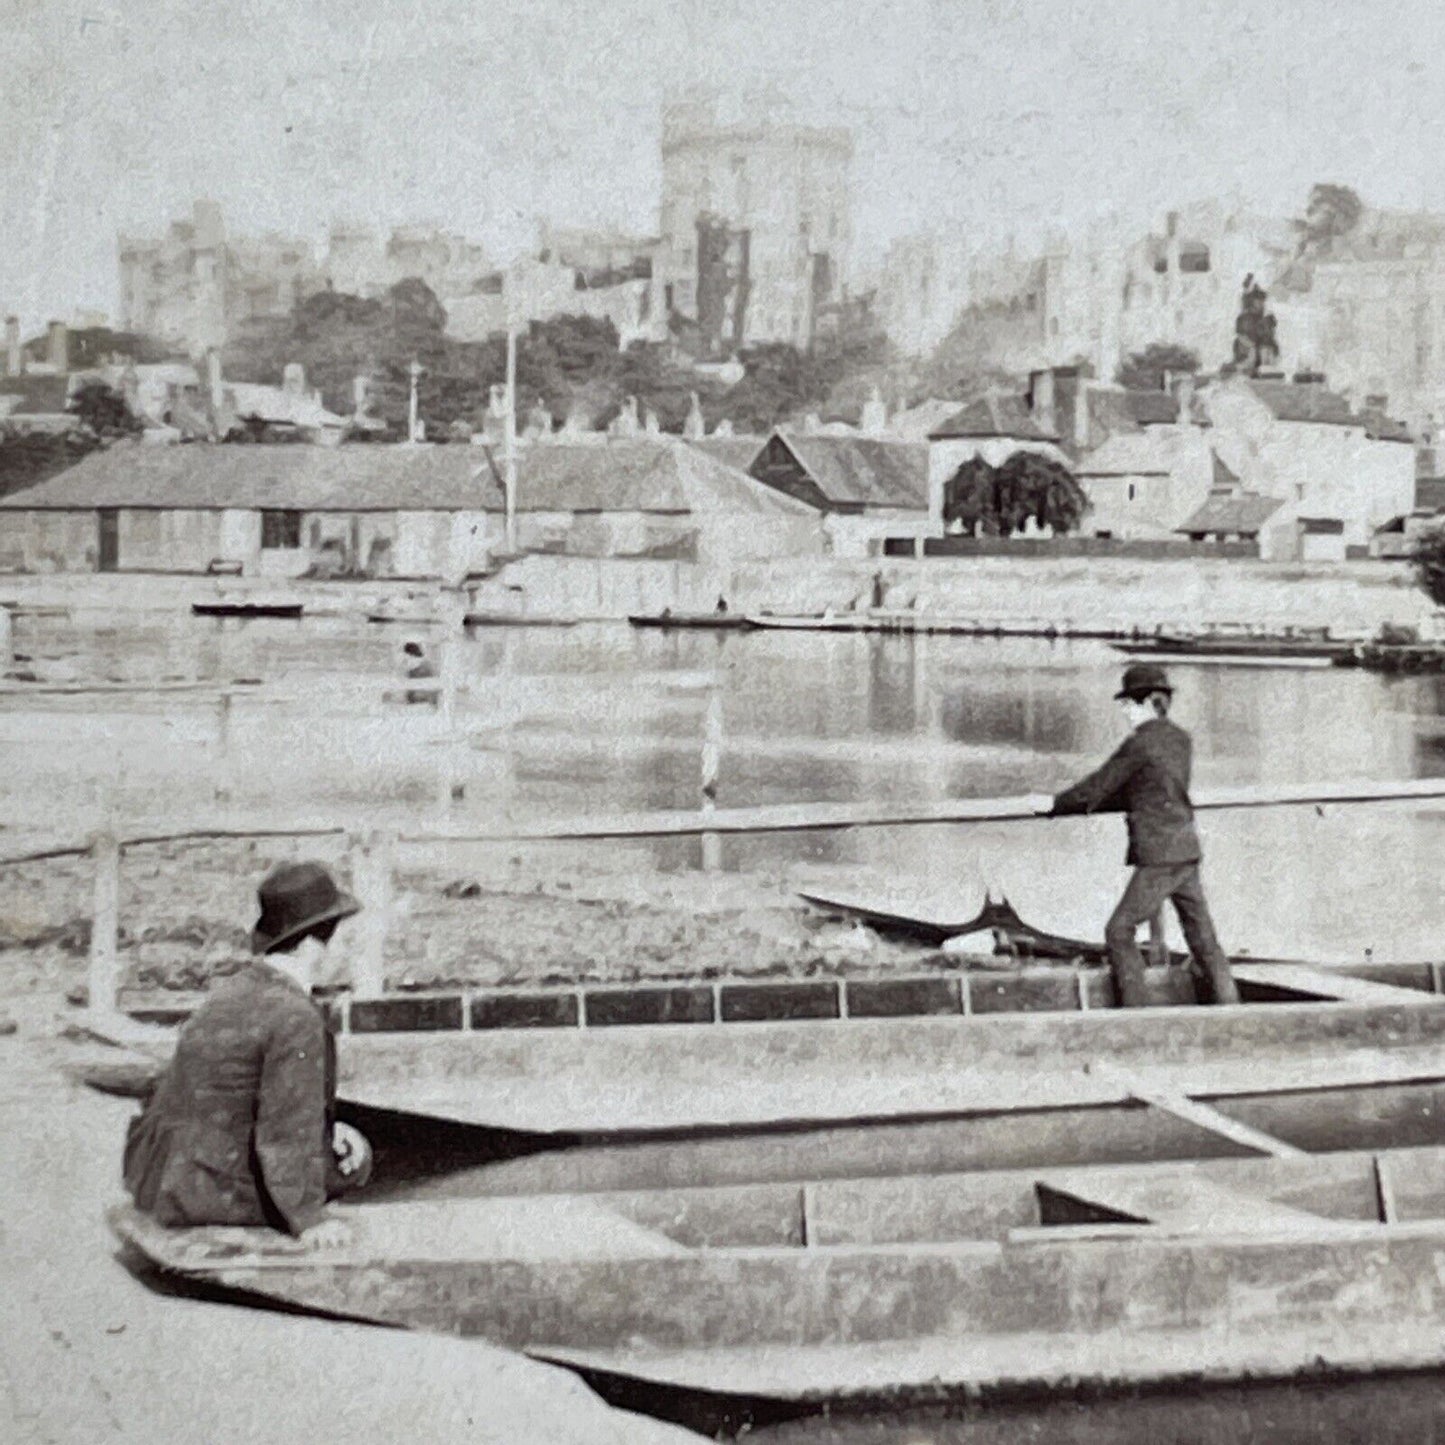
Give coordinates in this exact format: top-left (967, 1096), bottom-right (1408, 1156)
top-left (111, 1141), bottom-right (1445, 1436)
top-left (1112, 630), bottom-right (1356, 663)
top-left (191, 600), bottom-right (304, 619)
top-left (627, 612), bottom-right (759, 631)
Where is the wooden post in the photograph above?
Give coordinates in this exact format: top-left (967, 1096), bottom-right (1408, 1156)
top-left (214, 690), bottom-right (233, 803)
top-left (88, 831), bottom-right (121, 1015)
top-left (1147, 908), bottom-right (1169, 968)
top-left (350, 830), bottom-right (393, 999)
top-left (700, 683), bottom-right (723, 873)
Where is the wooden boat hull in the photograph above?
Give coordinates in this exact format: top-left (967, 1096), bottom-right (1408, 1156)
top-left (462, 613), bottom-right (580, 628)
top-left (191, 603), bottom-right (304, 619)
top-left (109, 1144), bottom-right (1445, 1433)
top-left (1115, 636), bottom-right (1353, 662)
top-left (88, 991), bottom-right (1445, 1188)
top-left (627, 614), bottom-right (758, 631)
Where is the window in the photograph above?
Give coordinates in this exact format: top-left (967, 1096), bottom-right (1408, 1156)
top-left (1127, 483), bottom-right (1137, 502)
top-left (261, 510), bottom-right (302, 549)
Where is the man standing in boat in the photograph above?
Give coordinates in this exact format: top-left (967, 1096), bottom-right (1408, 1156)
top-left (123, 862), bottom-right (373, 1244)
top-left (1045, 663), bottom-right (1239, 1008)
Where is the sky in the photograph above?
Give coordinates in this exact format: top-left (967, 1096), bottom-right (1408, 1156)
top-left (4, 0), bottom-right (1445, 332)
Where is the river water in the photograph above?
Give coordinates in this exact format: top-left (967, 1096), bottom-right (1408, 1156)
top-left (5, 611), bottom-right (1445, 960)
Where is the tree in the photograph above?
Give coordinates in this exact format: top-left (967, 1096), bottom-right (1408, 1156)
top-left (1297, 184), bottom-right (1364, 253)
top-left (68, 381), bottom-right (142, 439)
top-left (1411, 525), bottom-right (1445, 608)
top-left (1116, 343), bottom-right (1200, 393)
top-left (942, 451), bottom-right (1088, 537)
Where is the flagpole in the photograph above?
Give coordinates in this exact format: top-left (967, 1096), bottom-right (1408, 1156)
top-left (504, 319), bottom-right (518, 555)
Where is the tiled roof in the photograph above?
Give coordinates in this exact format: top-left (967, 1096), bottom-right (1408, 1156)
top-left (1125, 390), bottom-right (1179, 426)
top-left (1244, 380), bottom-right (1357, 427)
top-left (1176, 491), bottom-right (1283, 536)
top-left (0, 438), bottom-right (818, 517)
top-left (889, 398), bottom-right (963, 443)
top-left (1074, 434), bottom-right (1172, 476)
top-left (1415, 478), bottom-right (1445, 513)
top-left (684, 436), bottom-right (767, 473)
top-left (769, 433), bottom-right (929, 508)
top-left (226, 383), bottom-right (347, 430)
top-left (928, 393), bottom-right (1058, 442)
top-left (0, 374), bottom-right (71, 417)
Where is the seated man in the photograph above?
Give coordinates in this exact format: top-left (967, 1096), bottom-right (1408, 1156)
top-left (123, 862), bottom-right (372, 1247)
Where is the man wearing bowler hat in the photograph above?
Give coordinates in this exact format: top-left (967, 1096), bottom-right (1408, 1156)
top-left (124, 862), bottom-right (373, 1245)
top-left (1045, 663), bottom-right (1239, 1008)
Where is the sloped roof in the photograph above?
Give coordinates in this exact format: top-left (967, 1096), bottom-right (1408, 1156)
top-left (1415, 478), bottom-right (1445, 513)
top-left (770, 432), bottom-right (929, 508)
top-left (0, 374), bottom-right (71, 417)
top-left (0, 438), bottom-right (817, 518)
top-left (889, 398), bottom-right (963, 443)
top-left (1075, 433), bottom-right (1172, 476)
top-left (684, 436), bottom-right (767, 473)
top-left (1176, 491), bottom-right (1284, 536)
top-left (1211, 450), bottom-right (1240, 489)
top-left (1126, 390), bottom-right (1180, 426)
top-left (928, 393), bottom-right (1058, 442)
top-left (227, 383), bottom-right (347, 431)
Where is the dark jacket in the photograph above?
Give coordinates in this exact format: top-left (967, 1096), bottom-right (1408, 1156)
top-left (1051, 716), bottom-right (1202, 866)
top-left (123, 963), bottom-right (335, 1235)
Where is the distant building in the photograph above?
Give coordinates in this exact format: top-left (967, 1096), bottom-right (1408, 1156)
top-left (0, 438), bottom-right (823, 576)
top-left (1302, 210), bottom-right (1445, 433)
top-left (875, 234), bottom-right (971, 357)
top-left (119, 201), bottom-right (322, 357)
top-left (323, 222), bottom-right (491, 303)
top-left (749, 430), bottom-right (931, 557)
top-left (925, 389), bottom-right (1070, 533)
top-left (656, 91), bottom-right (853, 351)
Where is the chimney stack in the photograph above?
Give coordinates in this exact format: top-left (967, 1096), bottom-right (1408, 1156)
top-left (206, 349), bottom-right (224, 413)
top-left (352, 375), bottom-right (370, 416)
top-left (1177, 374), bottom-right (1195, 426)
top-left (1073, 378), bottom-right (1090, 451)
top-left (4, 316), bottom-right (20, 377)
top-left (861, 385), bottom-right (887, 437)
top-left (46, 320), bottom-right (68, 374)
top-left (282, 361), bottom-right (306, 397)
top-left (1031, 369), bottom-right (1057, 436)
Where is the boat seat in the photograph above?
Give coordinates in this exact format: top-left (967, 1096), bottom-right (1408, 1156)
top-left (1027, 1168), bottom-right (1331, 1237)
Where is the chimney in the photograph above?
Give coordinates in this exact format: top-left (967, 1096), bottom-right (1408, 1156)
top-left (352, 375), bottom-right (369, 415)
top-left (282, 361), bottom-right (306, 397)
top-left (1177, 374), bottom-right (1195, 426)
top-left (1031, 369), bottom-right (1057, 436)
top-left (1073, 378), bottom-right (1090, 451)
top-left (1366, 392), bottom-right (1389, 412)
top-left (206, 349), bottom-right (224, 412)
top-left (861, 385), bottom-right (887, 437)
top-left (4, 316), bottom-right (19, 377)
top-left (46, 320), bottom-right (68, 374)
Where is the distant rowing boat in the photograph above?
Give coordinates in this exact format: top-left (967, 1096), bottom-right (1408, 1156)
top-left (191, 601), bottom-right (304, 620)
top-left (1114, 631), bottom-right (1355, 663)
top-left (627, 613), bottom-right (758, 632)
top-left (462, 613), bottom-right (581, 628)
top-left (749, 612), bottom-right (1129, 639)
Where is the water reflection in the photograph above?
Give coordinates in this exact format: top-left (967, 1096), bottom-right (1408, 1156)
top-left (6, 615), bottom-right (1444, 957)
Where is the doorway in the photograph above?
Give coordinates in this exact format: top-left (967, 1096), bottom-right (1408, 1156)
top-left (98, 509), bottom-right (120, 571)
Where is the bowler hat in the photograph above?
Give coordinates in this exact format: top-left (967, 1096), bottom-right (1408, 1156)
top-left (1114, 662), bottom-right (1173, 701)
top-left (250, 861), bottom-right (360, 955)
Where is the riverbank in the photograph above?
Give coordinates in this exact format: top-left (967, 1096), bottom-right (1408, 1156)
top-left (1, 838), bottom-right (932, 1003)
top-left (1, 551), bottom-right (1433, 633)
top-left (0, 997), bottom-right (695, 1444)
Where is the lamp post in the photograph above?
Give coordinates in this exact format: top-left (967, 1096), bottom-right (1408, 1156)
top-left (504, 321), bottom-right (518, 554)
top-left (407, 359), bottom-right (422, 444)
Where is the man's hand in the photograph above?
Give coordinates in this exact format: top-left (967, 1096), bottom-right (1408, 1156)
top-left (299, 1217), bottom-right (350, 1251)
top-left (331, 1122), bottom-right (370, 1178)
top-left (1022, 792), bottom-right (1056, 816)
